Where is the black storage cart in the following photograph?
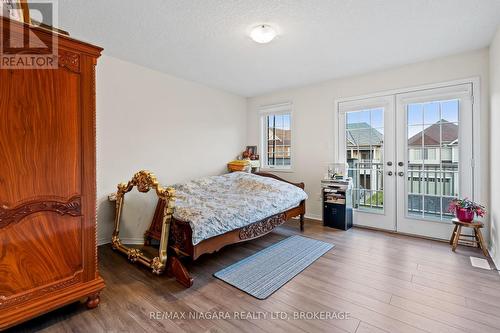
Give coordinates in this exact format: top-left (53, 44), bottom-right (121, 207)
top-left (322, 179), bottom-right (353, 230)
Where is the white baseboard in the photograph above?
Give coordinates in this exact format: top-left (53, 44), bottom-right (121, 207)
top-left (98, 238), bottom-right (109, 246)
top-left (290, 213), bottom-right (321, 221)
top-left (305, 213), bottom-right (322, 221)
top-left (98, 237), bottom-right (144, 246)
top-left (488, 246), bottom-right (500, 271)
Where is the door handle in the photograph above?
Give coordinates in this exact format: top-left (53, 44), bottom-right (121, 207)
top-left (398, 171), bottom-right (404, 177)
top-left (387, 171), bottom-right (393, 176)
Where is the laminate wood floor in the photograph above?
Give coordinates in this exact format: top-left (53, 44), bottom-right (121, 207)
top-left (9, 219), bottom-right (500, 333)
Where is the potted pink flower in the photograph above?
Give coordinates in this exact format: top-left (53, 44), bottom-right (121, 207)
top-left (448, 198), bottom-right (486, 222)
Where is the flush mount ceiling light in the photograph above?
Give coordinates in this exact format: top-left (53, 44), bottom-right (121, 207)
top-left (250, 24), bottom-right (277, 44)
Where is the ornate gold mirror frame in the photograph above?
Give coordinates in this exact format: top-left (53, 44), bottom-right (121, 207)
top-left (110, 170), bottom-right (175, 274)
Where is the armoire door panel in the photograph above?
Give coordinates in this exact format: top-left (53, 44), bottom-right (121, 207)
top-left (0, 213), bottom-right (82, 297)
top-left (0, 69), bottom-right (81, 206)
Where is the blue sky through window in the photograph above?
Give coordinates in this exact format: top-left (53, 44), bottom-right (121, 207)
top-left (346, 108), bottom-right (383, 129)
top-left (268, 114), bottom-right (291, 129)
top-left (408, 99), bottom-right (458, 127)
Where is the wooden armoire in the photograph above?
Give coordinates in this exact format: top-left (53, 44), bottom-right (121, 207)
top-left (0, 17), bottom-right (104, 329)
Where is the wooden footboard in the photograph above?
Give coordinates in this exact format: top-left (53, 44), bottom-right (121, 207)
top-left (190, 203), bottom-right (304, 260)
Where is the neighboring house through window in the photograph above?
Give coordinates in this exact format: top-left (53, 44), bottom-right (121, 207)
top-left (407, 118), bottom-right (459, 205)
top-left (260, 102), bottom-right (292, 170)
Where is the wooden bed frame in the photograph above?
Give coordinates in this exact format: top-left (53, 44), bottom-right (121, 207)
top-left (111, 171), bottom-right (305, 288)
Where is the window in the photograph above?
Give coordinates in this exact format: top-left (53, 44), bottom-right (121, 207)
top-left (260, 103), bottom-right (292, 170)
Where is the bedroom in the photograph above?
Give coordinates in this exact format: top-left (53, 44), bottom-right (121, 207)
top-left (1, 0), bottom-right (500, 332)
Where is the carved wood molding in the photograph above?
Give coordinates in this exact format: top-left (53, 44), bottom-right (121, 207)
top-left (170, 220), bottom-right (186, 245)
top-left (57, 49), bottom-right (80, 73)
top-left (0, 48), bottom-right (81, 73)
top-left (239, 213), bottom-right (286, 240)
top-left (168, 219), bottom-right (191, 255)
top-left (91, 62), bottom-right (98, 277)
top-left (116, 170), bottom-right (175, 200)
top-left (0, 196), bottom-right (81, 228)
top-left (0, 274), bottom-right (81, 309)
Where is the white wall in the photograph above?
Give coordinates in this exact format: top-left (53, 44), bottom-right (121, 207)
top-left (247, 49), bottom-right (490, 239)
top-left (96, 55), bottom-right (247, 245)
top-left (490, 27), bottom-right (500, 267)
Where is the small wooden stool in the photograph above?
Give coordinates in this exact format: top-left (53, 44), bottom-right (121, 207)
top-left (450, 218), bottom-right (488, 256)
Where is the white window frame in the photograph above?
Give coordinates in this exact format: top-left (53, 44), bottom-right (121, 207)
top-left (259, 102), bottom-right (294, 172)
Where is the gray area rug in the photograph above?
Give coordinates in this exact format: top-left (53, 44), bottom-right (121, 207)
top-left (214, 235), bottom-right (334, 299)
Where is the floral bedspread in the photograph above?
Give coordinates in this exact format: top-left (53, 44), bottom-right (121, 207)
top-left (171, 172), bottom-right (308, 245)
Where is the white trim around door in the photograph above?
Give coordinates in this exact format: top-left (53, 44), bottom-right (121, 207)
top-left (335, 78), bottom-right (481, 240)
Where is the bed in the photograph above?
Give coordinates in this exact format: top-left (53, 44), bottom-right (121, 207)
top-left (111, 171), bottom-right (307, 287)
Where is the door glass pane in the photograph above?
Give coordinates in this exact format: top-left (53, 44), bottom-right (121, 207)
top-left (347, 110), bottom-right (370, 124)
top-left (441, 100), bottom-right (459, 123)
top-left (408, 104), bottom-right (423, 126)
top-left (408, 194), bottom-right (423, 213)
top-left (346, 108), bottom-right (384, 212)
top-left (371, 109), bottom-right (384, 128)
top-left (406, 99), bottom-right (459, 220)
top-left (408, 125), bottom-right (423, 149)
top-left (424, 102), bottom-right (440, 124)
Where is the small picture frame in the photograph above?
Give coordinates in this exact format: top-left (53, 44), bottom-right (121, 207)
top-left (245, 146), bottom-right (257, 156)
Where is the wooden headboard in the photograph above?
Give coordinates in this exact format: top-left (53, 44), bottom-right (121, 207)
top-left (254, 172), bottom-right (305, 190)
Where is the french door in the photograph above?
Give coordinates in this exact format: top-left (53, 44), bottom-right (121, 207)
top-left (338, 96), bottom-right (396, 231)
top-left (338, 83), bottom-right (475, 240)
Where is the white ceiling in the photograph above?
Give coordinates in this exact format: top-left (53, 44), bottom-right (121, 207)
top-left (58, 0), bottom-right (500, 97)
